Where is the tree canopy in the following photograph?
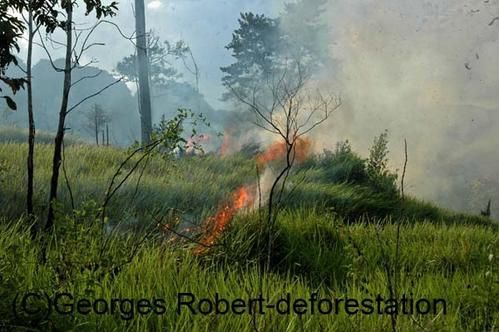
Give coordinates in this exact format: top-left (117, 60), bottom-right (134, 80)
top-left (116, 31), bottom-right (190, 90)
top-left (221, 0), bottom-right (330, 103)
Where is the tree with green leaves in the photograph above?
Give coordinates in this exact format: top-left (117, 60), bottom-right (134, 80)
top-left (0, 0), bottom-right (31, 110)
top-left (220, 12), bottom-right (281, 101)
top-left (117, 30), bottom-right (189, 90)
top-left (221, 0), bottom-right (330, 103)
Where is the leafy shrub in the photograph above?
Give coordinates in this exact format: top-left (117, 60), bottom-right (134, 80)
top-left (321, 140), bottom-right (369, 185)
top-left (366, 130), bottom-right (399, 196)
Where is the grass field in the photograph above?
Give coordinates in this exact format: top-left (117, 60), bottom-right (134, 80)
top-left (0, 129), bottom-right (497, 331)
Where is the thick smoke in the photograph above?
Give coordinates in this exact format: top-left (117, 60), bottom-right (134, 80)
top-left (287, 0), bottom-right (499, 216)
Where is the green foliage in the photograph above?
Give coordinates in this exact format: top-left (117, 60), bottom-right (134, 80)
top-left (0, 212), bottom-right (496, 330)
top-left (0, 130), bottom-right (492, 226)
top-left (221, 12), bottom-right (280, 100)
top-left (367, 130), bottom-right (399, 196)
top-left (320, 140), bottom-right (369, 185)
top-left (221, 2), bottom-right (329, 101)
top-left (0, 134), bottom-right (497, 330)
top-left (299, 136), bottom-right (398, 198)
top-left (367, 130), bottom-right (390, 175)
top-left (46, 201), bottom-right (132, 284)
top-left (147, 108), bottom-right (211, 157)
top-left (0, 159), bottom-right (6, 184)
top-left (0, 0), bottom-right (27, 110)
top-left (116, 30), bottom-right (189, 89)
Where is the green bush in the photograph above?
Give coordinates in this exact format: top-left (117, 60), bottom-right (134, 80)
top-left (299, 137), bottom-right (399, 198)
top-left (320, 140), bottom-right (369, 185)
top-left (366, 130), bottom-right (398, 196)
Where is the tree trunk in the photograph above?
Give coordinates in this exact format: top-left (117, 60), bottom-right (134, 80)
top-left (106, 124), bottom-right (109, 146)
top-left (134, 0), bottom-right (152, 144)
top-left (45, 5), bottom-right (73, 232)
top-left (94, 107), bottom-right (99, 145)
top-left (26, 6), bottom-right (35, 232)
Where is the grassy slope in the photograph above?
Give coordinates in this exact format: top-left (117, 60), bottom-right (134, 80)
top-left (0, 141), bottom-right (490, 226)
top-left (0, 133), bottom-right (497, 331)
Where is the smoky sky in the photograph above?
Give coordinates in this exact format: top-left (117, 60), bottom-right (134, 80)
top-left (313, 0), bottom-right (499, 215)
top-left (16, 0), bottom-right (499, 215)
top-left (21, 0), bottom-right (280, 109)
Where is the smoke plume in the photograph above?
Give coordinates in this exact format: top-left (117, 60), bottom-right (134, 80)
top-left (293, 0), bottom-right (499, 217)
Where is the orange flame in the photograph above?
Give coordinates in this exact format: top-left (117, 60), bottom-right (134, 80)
top-left (195, 186), bottom-right (255, 254)
top-left (186, 134), bottom-right (211, 155)
top-left (257, 137), bottom-right (312, 166)
top-left (195, 136), bottom-right (313, 254)
top-left (220, 128), bottom-right (236, 157)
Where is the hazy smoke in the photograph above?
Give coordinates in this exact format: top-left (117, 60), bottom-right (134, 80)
top-left (289, 0), bottom-right (499, 216)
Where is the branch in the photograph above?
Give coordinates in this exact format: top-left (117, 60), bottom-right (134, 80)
top-left (37, 31), bottom-right (64, 72)
top-left (400, 138), bottom-right (408, 199)
top-left (229, 84), bottom-right (285, 138)
top-left (71, 70), bottom-right (103, 88)
top-left (296, 96), bottom-right (342, 138)
top-left (67, 77), bottom-right (123, 114)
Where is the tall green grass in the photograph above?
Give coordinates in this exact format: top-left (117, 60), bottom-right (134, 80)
top-left (0, 140), bottom-right (491, 226)
top-left (0, 128), bottom-right (497, 330)
top-left (0, 212), bottom-right (497, 331)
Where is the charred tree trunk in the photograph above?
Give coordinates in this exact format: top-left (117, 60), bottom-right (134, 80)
top-left (134, 0), bottom-right (152, 144)
top-left (26, 6), bottom-right (36, 231)
top-left (45, 5), bottom-right (73, 232)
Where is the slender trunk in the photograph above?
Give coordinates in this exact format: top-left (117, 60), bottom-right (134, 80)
top-left (101, 130), bottom-right (105, 145)
top-left (265, 142), bottom-right (293, 269)
top-left (45, 5), bottom-right (73, 232)
top-left (94, 108), bottom-right (99, 145)
top-left (106, 124), bottom-right (109, 146)
top-left (134, 0), bottom-right (152, 144)
top-left (26, 7), bottom-right (36, 232)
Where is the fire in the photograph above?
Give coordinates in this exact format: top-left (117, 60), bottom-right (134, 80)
top-left (256, 137), bottom-right (312, 166)
top-left (195, 136), bottom-right (313, 254)
top-left (195, 186), bottom-right (254, 254)
top-left (185, 134), bottom-right (211, 155)
top-left (220, 128), bottom-right (236, 157)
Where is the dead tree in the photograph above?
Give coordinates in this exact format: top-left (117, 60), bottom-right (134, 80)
top-left (481, 199), bottom-right (491, 217)
top-left (84, 103), bottom-right (109, 145)
top-left (231, 67), bottom-right (341, 268)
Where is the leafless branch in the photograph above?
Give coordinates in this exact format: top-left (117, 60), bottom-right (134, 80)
top-left (67, 77), bottom-right (123, 114)
top-left (401, 138), bottom-right (408, 199)
top-left (37, 31), bottom-right (65, 72)
top-left (231, 67), bottom-right (342, 269)
top-left (71, 70), bottom-right (103, 88)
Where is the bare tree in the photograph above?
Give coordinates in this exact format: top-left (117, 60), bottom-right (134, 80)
top-left (34, 1), bottom-right (120, 235)
top-left (84, 103), bottom-right (109, 145)
top-left (231, 67), bottom-right (341, 267)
